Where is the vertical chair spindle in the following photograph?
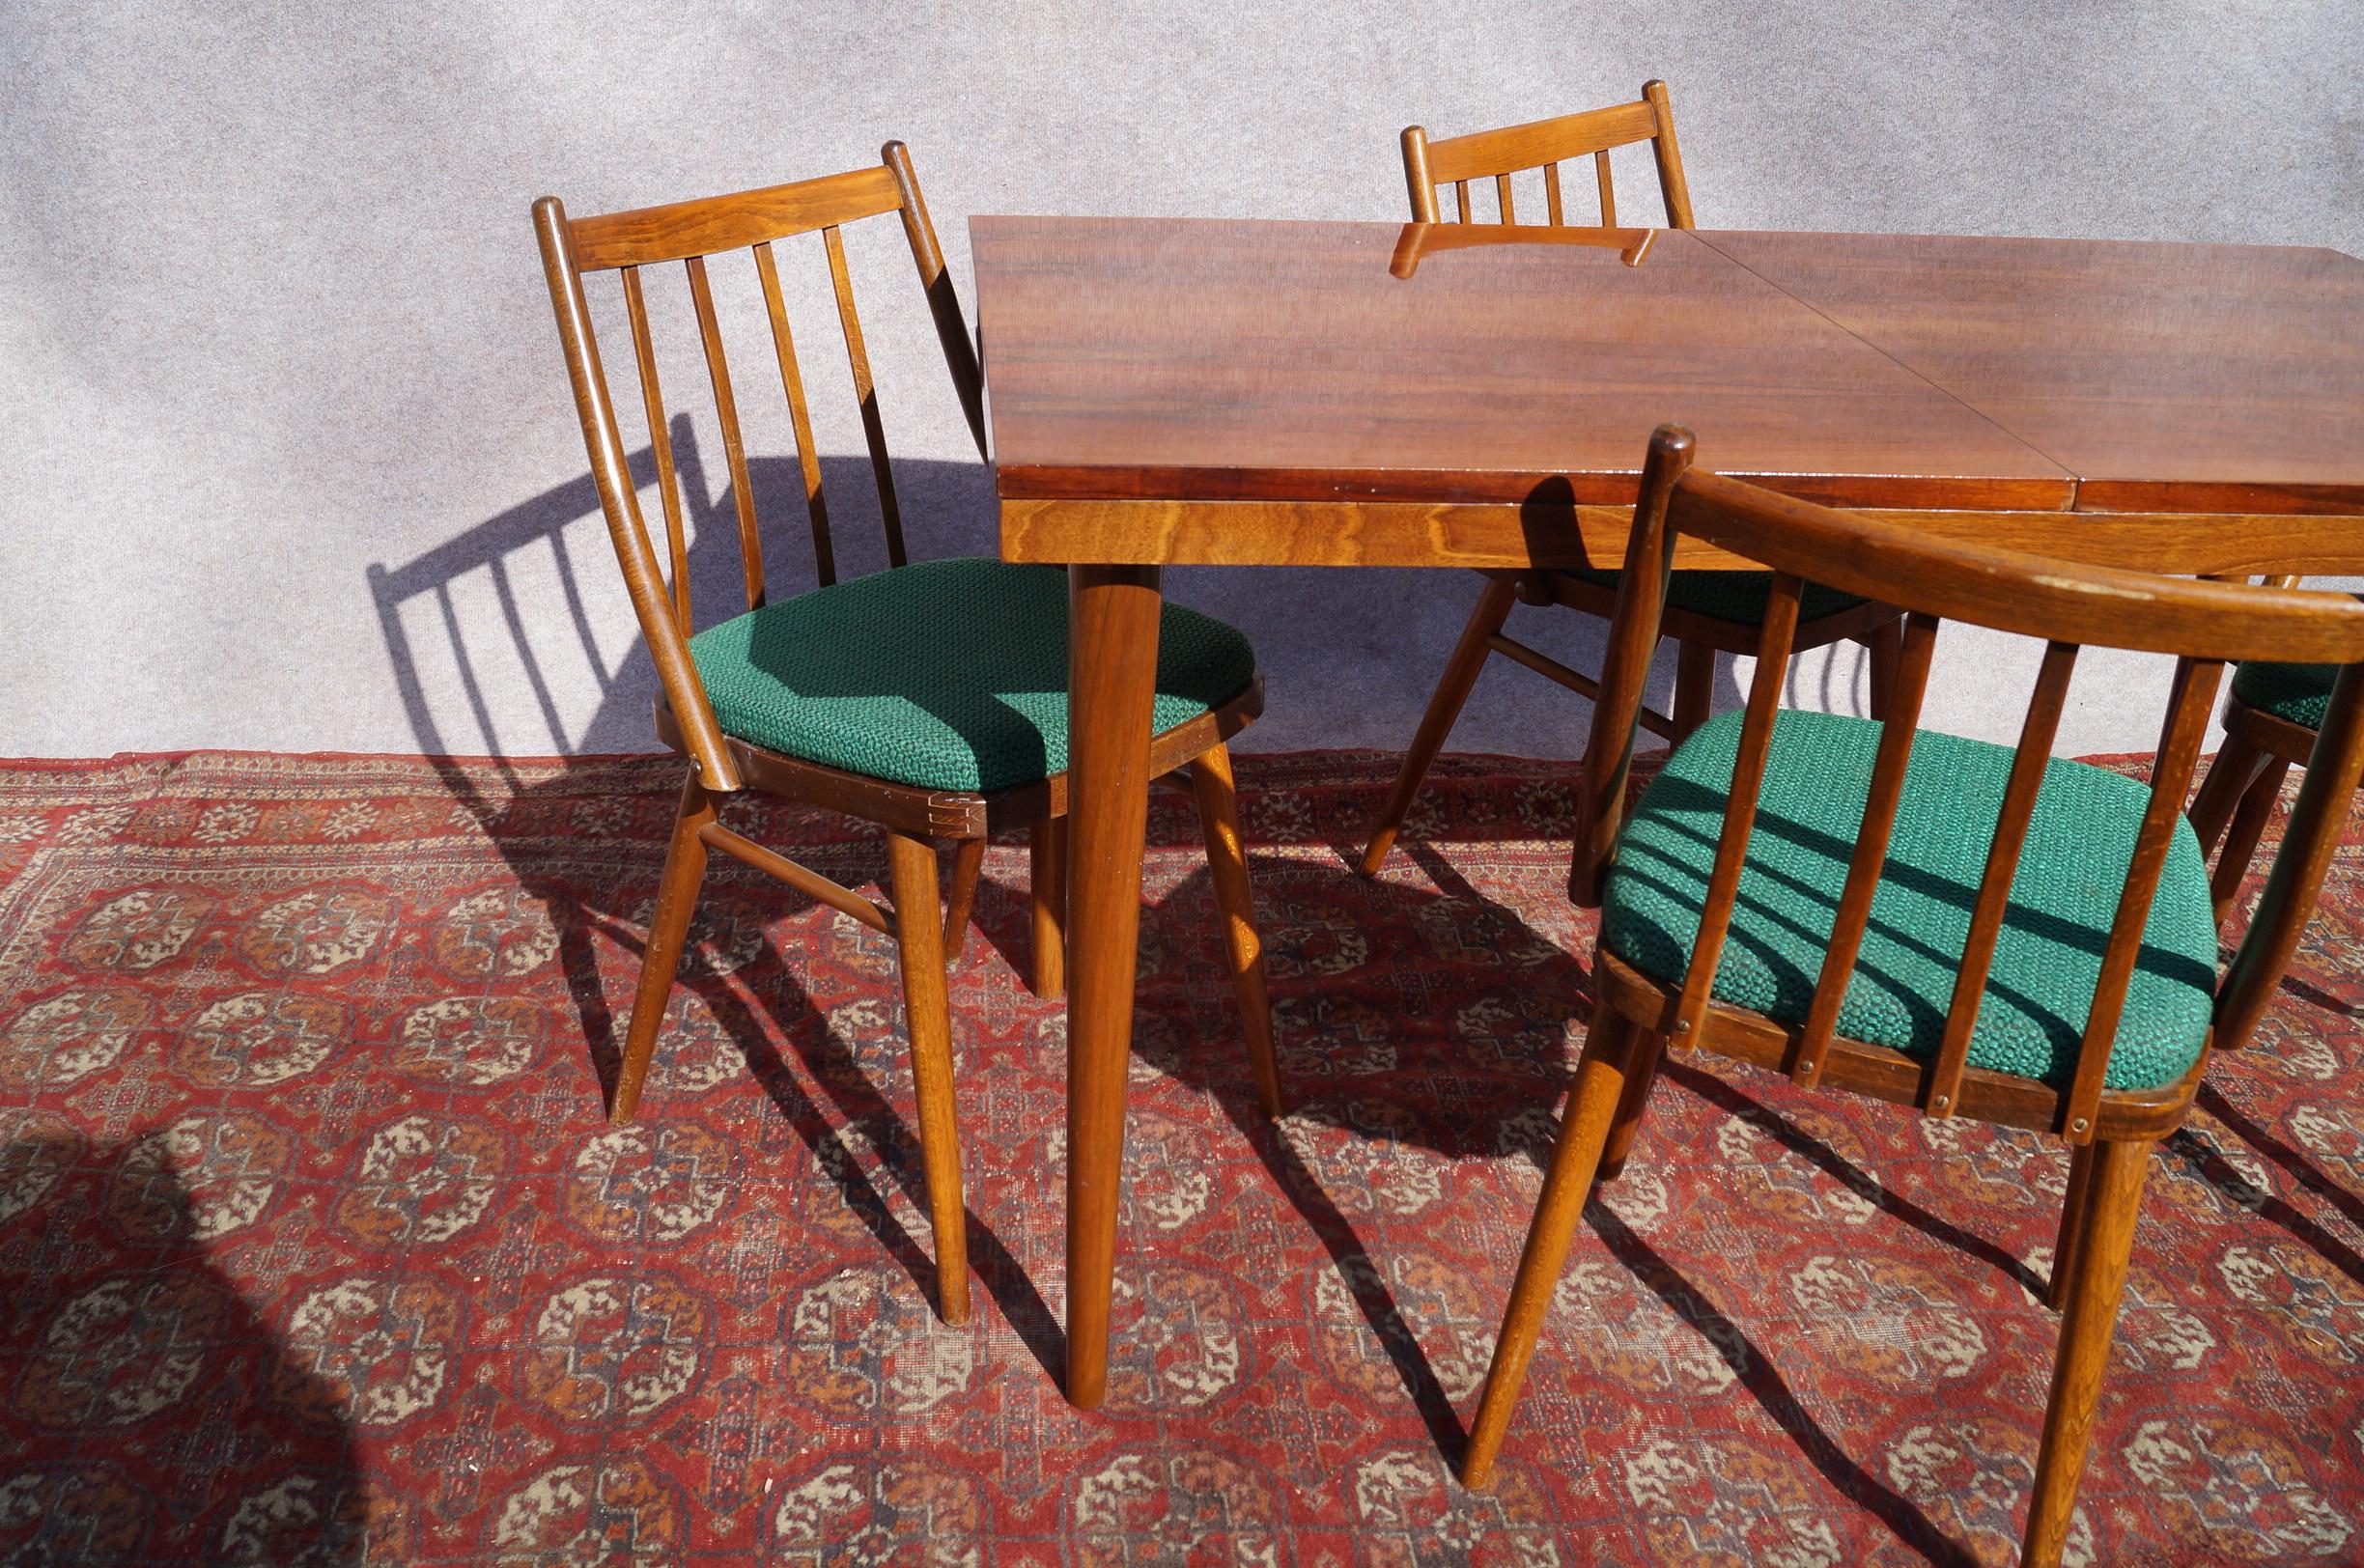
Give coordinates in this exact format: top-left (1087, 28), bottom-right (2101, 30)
top-left (1925, 640), bottom-right (2080, 1117)
top-left (2056, 657), bottom-right (2223, 1139)
top-left (1670, 570), bottom-right (1804, 1043)
top-left (823, 225), bottom-right (908, 569)
top-left (621, 266), bottom-right (691, 626)
top-left (684, 254), bottom-right (769, 610)
top-left (1792, 610), bottom-right (1942, 1087)
top-left (751, 240), bottom-right (838, 588)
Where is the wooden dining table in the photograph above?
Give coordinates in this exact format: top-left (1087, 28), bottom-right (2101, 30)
top-left (967, 214), bottom-right (2364, 1408)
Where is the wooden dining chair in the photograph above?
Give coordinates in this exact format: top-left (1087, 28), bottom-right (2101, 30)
top-left (1360, 82), bottom-right (1906, 874)
top-left (1458, 425), bottom-right (2364, 1568)
top-left (532, 143), bottom-right (1283, 1326)
top-left (2185, 630), bottom-right (2348, 922)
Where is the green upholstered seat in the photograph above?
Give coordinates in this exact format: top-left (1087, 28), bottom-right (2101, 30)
top-left (687, 557), bottom-right (1258, 793)
top-left (2231, 660), bottom-right (2336, 731)
top-left (1601, 710), bottom-right (2219, 1091)
top-left (1566, 568), bottom-right (1868, 625)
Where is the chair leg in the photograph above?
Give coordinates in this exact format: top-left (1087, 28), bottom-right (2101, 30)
top-left (1592, 1029), bottom-right (1667, 1186)
top-left (884, 829), bottom-right (971, 1327)
top-left (1028, 817), bottom-right (1066, 999)
top-left (2210, 758), bottom-right (2290, 925)
top-left (1190, 742), bottom-right (1284, 1120)
top-left (1463, 1001), bottom-right (1643, 1488)
top-left (1358, 576), bottom-right (1517, 875)
top-left (1672, 640), bottom-right (1715, 740)
top-left (943, 835), bottom-right (985, 965)
top-left (611, 770), bottom-right (717, 1125)
top-left (2047, 1142), bottom-right (2096, 1311)
top-left (2185, 733), bottom-right (2267, 854)
top-left (2023, 1137), bottom-right (2153, 1568)
top-left (1862, 618), bottom-right (1903, 720)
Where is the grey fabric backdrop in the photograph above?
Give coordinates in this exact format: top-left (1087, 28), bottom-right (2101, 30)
top-left (5, 1), bottom-right (2358, 761)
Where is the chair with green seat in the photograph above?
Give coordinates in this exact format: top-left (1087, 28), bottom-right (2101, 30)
top-left (1457, 425), bottom-right (2364, 1568)
top-left (2187, 648), bottom-right (2350, 922)
top-left (1357, 83), bottom-right (1906, 875)
top-left (533, 144), bottom-right (1282, 1329)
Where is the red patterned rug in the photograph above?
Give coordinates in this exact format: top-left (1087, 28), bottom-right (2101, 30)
top-left (0, 748), bottom-right (2360, 1565)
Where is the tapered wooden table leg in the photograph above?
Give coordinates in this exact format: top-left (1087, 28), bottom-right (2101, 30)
top-left (1062, 564), bottom-right (1164, 1410)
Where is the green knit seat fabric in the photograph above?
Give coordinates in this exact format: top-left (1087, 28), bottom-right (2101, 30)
top-left (2231, 660), bottom-right (2336, 731)
top-left (1566, 568), bottom-right (1868, 625)
top-left (1601, 710), bottom-right (2218, 1091)
top-left (687, 557), bottom-right (1258, 793)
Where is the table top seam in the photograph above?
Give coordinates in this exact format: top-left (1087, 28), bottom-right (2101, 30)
top-left (1688, 230), bottom-right (2085, 499)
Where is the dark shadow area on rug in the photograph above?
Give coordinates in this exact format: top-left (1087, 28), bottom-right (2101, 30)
top-left (0, 1131), bottom-right (368, 1565)
top-left (2179, 1087), bottom-right (2364, 1291)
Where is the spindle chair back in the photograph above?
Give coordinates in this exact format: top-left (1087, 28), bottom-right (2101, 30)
top-left (1462, 424), bottom-right (2364, 1568)
top-left (1576, 434), bottom-right (2364, 1094)
top-left (1402, 79), bottom-right (1695, 229)
top-left (538, 141), bottom-right (985, 779)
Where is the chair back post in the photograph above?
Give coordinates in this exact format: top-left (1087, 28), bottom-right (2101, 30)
top-left (531, 196), bottom-right (742, 792)
top-left (1400, 126), bottom-right (1442, 223)
top-left (1569, 423), bottom-right (1692, 906)
top-left (2216, 663), bottom-right (2364, 1047)
top-left (1641, 79), bottom-right (1695, 227)
top-left (884, 141), bottom-right (989, 463)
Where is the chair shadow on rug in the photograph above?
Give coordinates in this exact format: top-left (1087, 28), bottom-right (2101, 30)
top-left (2179, 1085), bottom-right (2364, 1290)
top-left (0, 1130), bottom-right (367, 1565)
top-left (1129, 827), bottom-right (1978, 1560)
top-left (370, 429), bottom-right (1080, 1363)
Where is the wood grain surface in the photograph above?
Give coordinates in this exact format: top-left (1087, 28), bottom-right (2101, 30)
top-left (974, 217), bottom-right (2364, 520)
top-left (974, 217), bottom-right (2075, 510)
top-left (1701, 230), bottom-right (2364, 513)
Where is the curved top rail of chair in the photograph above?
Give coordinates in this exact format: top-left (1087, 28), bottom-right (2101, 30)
top-left (1662, 449), bottom-right (2364, 664)
top-left (560, 165), bottom-right (905, 272)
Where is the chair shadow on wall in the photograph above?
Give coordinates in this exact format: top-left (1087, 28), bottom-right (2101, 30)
top-left (370, 431), bottom-right (2051, 1547)
top-left (0, 1129), bottom-right (366, 1563)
